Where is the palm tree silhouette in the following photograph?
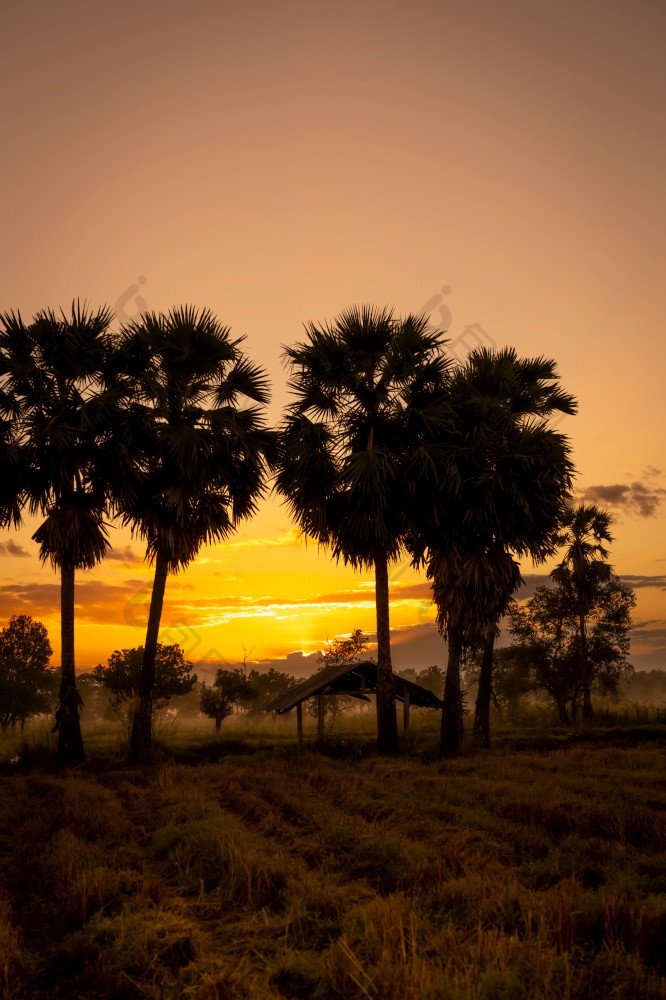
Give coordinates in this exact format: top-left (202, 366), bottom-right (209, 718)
top-left (0, 345), bottom-right (26, 532)
top-left (410, 348), bottom-right (576, 753)
top-left (551, 503), bottom-right (613, 722)
top-left (277, 305), bottom-right (450, 755)
top-left (0, 303), bottom-right (116, 766)
top-left (112, 306), bottom-right (275, 763)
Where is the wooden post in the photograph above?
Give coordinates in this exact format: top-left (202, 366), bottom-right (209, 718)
top-left (318, 691), bottom-right (325, 741)
top-left (403, 688), bottom-right (410, 735)
top-left (296, 702), bottom-right (303, 750)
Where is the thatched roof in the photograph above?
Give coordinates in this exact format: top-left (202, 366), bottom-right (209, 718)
top-left (264, 659), bottom-right (442, 714)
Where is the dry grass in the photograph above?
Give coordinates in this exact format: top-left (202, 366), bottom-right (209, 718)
top-left (0, 731), bottom-right (665, 998)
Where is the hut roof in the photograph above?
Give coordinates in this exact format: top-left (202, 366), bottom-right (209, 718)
top-left (264, 659), bottom-right (442, 714)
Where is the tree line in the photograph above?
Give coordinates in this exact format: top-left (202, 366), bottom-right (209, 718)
top-left (0, 300), bottom-right (634, 764)
top-left (0, 625), bottom-right (300, 734)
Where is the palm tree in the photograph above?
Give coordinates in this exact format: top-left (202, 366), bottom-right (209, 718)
top-left (551, 503), bottom-right (613, 722)
top-left (111, 306), bottom-right (275, 763)
top-left (0, 350), bottom-right (26, 532)
top-left (409, 348), bottom-right (577, 753)
top-left (277, 305), bottom-right (450, 755)
top-left (430, 543), bottom-right (522, 752)
top-left (0, 303), bottom-right (116, 766)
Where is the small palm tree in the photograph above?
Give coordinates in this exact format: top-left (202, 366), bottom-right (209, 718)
top-left (409, 347), bottom-right (576, 753)
top-left (0, 303), bottom-right (116, 766)
top-left (551, 503), bottom-right (613, 722)
top-left (112, 306), bottom-right (275, 763)
top-left (277, 305), bottom-right (450, 755)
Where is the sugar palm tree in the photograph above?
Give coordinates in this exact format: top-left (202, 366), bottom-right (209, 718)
top-left (0, 303), bottom-right (116, 766)
top-left (112, 306), bottom-right (275, 763)
top-left (277, 305), bottom-right (450, 755)
top-left (551, 503), bottom-right (613, 722)
top-left (409, 347), bottom-right (576, 753)
top-left (0, 363), bottom-right (26, 532)
top-left (430, 543), bottom-right (522, 751)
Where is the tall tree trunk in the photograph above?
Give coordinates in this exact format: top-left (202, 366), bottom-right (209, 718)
top-left (440, 622), bottom-right (464, 755)
top-left (56, 565), bottom-right (85, 767)
top-left (557, 700), bottom-right (571, 726)
top-left (129, 550), bottom-right (169, 764)
top-left (374, 550), bottom-right (399, 755)
top-left (579, 608), bottom-right (594, 722)
top-left (473, 634), bottom-right (495, 749)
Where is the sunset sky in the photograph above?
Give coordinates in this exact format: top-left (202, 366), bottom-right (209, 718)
top-left (1, 0), bottom-right (664, 675)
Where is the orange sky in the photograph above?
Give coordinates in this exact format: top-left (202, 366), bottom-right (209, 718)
top-left (1, 0), bottom-right (664, 673)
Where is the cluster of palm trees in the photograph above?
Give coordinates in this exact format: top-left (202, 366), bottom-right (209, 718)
top-left (1, 299), bottom-right (580, 764)
top-left (1, 303), bottom-right (274, 764)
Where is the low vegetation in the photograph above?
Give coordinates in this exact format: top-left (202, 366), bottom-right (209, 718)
top-left (1, 722), bottom-right (665, 998)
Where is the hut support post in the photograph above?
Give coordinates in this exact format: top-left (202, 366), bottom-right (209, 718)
top-left (403, 689), bottom-right (410, 735)
top-left (318, 692), bottom-right (325, 741)
top-left (296, 702), bottom-right (303, 750)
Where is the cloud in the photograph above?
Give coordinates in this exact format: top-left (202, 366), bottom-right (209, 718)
top-left (0, 580), bottom-right (148, 624)
top-left (0, 540), bottom-right (30, 558)
top-left (214, 528), bottom-right (306, 553)
top-left (619, 575), bottom-right (666, 590)
top-left (104, 545), bottom-right (143, 565)
top-left (579, 481), bottom-right (666, 517)
top-left (628, 624), bottom-right (666, 647)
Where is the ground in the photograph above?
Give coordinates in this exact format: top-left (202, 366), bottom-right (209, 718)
top-left (0, 723), bottom-right (665, 998)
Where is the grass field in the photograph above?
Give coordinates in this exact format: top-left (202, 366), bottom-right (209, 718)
top-left (1, 720), bottom-right (665, 999)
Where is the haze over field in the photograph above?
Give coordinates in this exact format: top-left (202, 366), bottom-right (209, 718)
top-left (1, 0), bottom-right (664, 672)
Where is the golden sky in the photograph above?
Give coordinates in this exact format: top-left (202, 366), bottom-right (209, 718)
top-left (1, 0), bottom-right (664, 672)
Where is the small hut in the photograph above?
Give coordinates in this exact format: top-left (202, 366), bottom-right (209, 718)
top-left (264, 659), bottom-right (442, 747)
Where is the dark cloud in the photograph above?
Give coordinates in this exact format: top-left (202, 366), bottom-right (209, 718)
top-left (619, 575), bottom-right (666, 590)
top-left (104, 545), bottom-right (143, 565)
top-left (516, 574), bottom-right (553, 599)
top-left (0, 580), bottom-right (148, 624)
top-left (580, 481), bottom-right (666, 517)
top-left (628, 625), bottom-right (666, 647)
top-left (0, 540), bottom-right (30, 558)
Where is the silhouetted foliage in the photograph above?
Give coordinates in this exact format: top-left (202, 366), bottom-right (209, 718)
top-left (308, 629), bottom-right (371, 723)
top-left (0, 614), bottom-right (56, 732)
top-left (93, 643), bottom-right (197, 710)
top-left (398, 665), bottom-right (445, 699)
top-left (406, 347), bottom-right (576, 753)
top-left (108, 305), bottom-right (276, 762)
top-left (551, 503), bottom-right (614, 721)
top-left (277, 305), bottom-right (450, 754)
top-left (0, 302), bottom-right (119, 765)
top-left (506, 573), bottom-right (635, 725)
top-left (200, 668), bottom-right (256, 731)
top-left (76, 672), bottom-right (114, 723)
top-left (245, 668), bottom-right (297, 712)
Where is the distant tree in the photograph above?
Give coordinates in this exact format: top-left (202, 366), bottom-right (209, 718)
top-left (418, 665), bottom-right (445, 698)
top-left (507, 574), bottom-right (635, 724)
top-left (397, 665), bottom-right (445, 698)
top-left (551, 504), bottom-right (614, 721)
top-left (485, 647), bottom-right (534, 716)
top-left (76, 672), bottom-right (114, 723)
top-left (0, 615), bottom-right (56, 732)
top-left (200, 668), bottom-right (256, 731)
top-left (245, 668), bottom-right (297, 712)
top-left (623, 669), bottom-right (666, 704)
top-left (319, 629), bottom-right (370, 668)
top-left (92, 643), bottom-right (197, 711)
top-left (308, 629), bottom-right (371, 725)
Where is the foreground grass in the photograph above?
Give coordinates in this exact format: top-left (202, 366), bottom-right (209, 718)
top-left (0, 735), bottom-right (665, 998)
